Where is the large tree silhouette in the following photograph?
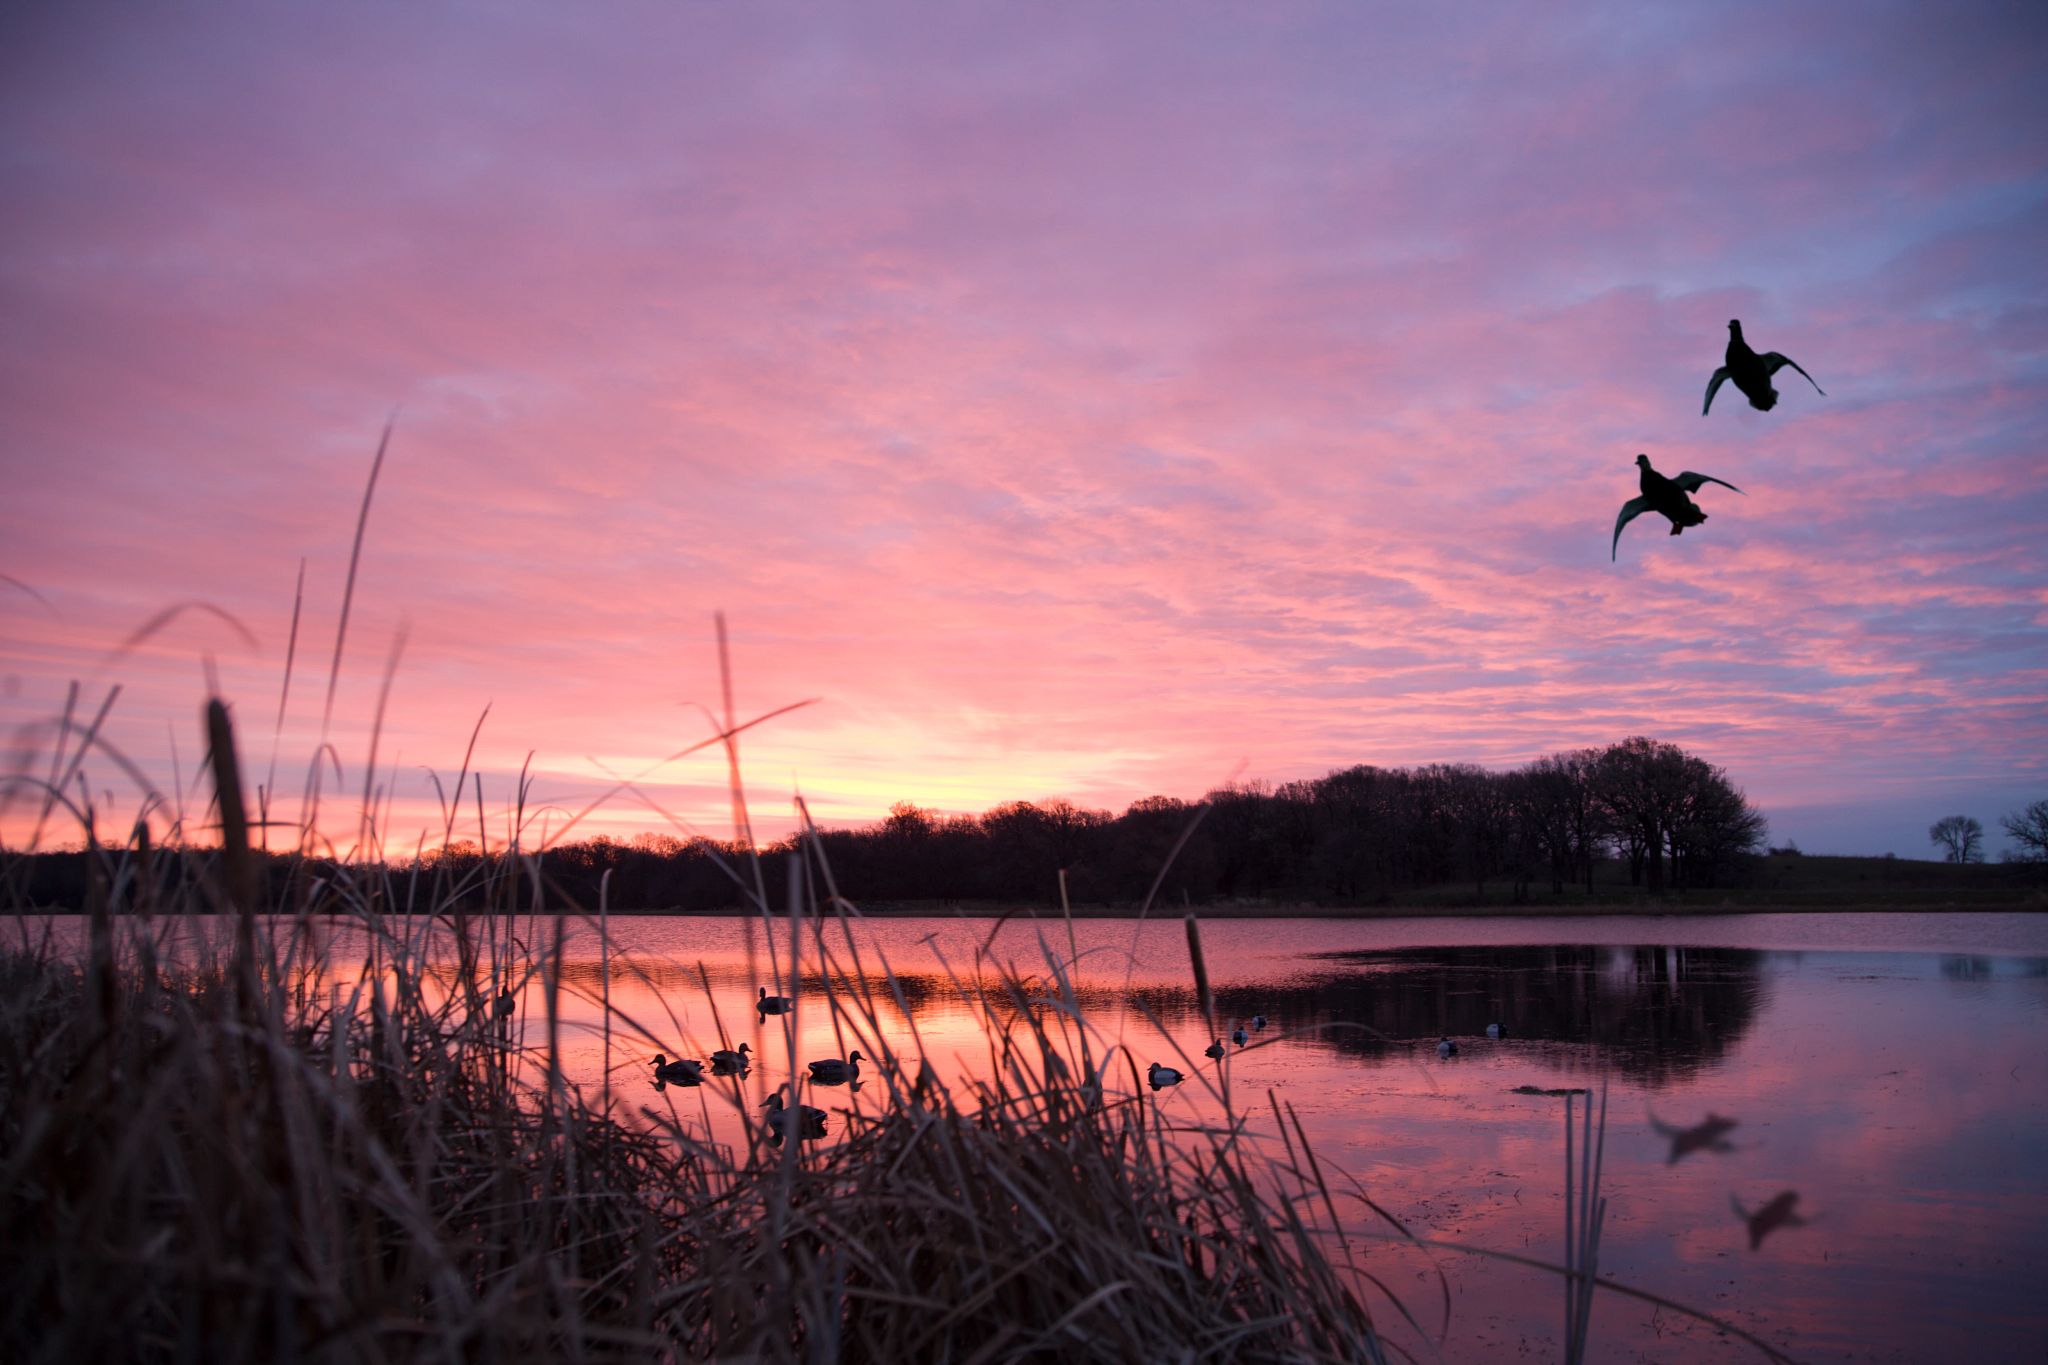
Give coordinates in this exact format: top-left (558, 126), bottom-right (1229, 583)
top-left (1928, 814), bottom-right (1985, 864)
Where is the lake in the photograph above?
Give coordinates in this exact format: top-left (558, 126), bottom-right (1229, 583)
top-left (32, 909), bottom-right (2048, 1362)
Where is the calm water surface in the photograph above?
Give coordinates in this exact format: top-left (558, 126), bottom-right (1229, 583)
top-left (38, 910), bottom-right (2048, 1362)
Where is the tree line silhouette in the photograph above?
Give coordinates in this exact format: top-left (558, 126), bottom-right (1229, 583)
top-left (538, 734), bottom-right (1766, 910)
top-left (6, 736), bottom-right (1769, 913)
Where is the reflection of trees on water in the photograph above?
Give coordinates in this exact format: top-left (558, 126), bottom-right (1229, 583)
top-left (1225, 945), bottom-right (1769, 1087)
top-left (523, 944), bottom-right (1769, 1089)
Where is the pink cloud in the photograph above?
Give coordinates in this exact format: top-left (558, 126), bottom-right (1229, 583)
top-left (2, 0), bottom-right (2044, 854)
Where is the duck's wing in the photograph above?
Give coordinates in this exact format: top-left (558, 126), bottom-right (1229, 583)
top-left (1762, 352), bottom-right (1825, 395)
top-left (1612, 496), bottom-right (1649, 561)
top-left (1702, 367), bottom-right (1731, 415)
top-left (1671, 471), bottom-right (1742, 495)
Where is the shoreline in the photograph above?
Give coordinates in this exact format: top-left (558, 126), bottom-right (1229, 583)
top-left (591, 898), bottom-right (2045, 918)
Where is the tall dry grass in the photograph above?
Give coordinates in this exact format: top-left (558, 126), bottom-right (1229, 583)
top-left (1, 692), bottom-right (1419, 1363)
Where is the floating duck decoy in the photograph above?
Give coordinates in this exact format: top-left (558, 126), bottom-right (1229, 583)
top-left (762, 1091), bottom-right (828, 1140)
top-left (1653, 1112), bottom-right (1739, 1164)
top-left (651, 1053), bottom-right (704, 1085)
top-left (1251, 1014), bottom-right (1267, 1031)
top-left (494, 989), bottom-right (516, 1019)
top-left (807, 1049), bottom-right (865, 1084)
top-left (1612, 455), bottom-right (1742, 561)
top-left (710, 1043), bottom-right (752, 1073)
top-left (1703, 319), bottom-right (1825, 415)
top-left (1437, 1037), bottom-right (1458, 1059)
top-left (1204, 1039), bottom-right (1226, 1060)
top-left (1486, 1022), bottom-right (1508, 1040)
top-left (1148, 1062), bottom-right (1184, 1089)
top-left (1232, 1025), bottom-right (1249, 1047)
top-left (1732, 1190), bottom-right (1807, 1250)
top-left (757, 986), bottom-right (794, 1014)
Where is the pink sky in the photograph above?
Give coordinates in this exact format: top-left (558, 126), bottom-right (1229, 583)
top-left (3, 1), bottom-right (2044, 858)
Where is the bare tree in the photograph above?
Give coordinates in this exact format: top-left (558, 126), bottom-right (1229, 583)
top-left (1928, 815), bottom-right (1985, 864)
top-left (2000, 800), bottom-right (2048, 863)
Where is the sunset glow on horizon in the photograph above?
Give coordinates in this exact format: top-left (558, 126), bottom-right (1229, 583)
top-left (3, 1), bottom-right (2044, 858)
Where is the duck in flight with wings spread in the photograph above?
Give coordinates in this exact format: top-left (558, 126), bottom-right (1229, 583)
top-left (1612, 454), bottom-right (1743, 561)
top-left (1703, 319), bottom-right (1825, 415)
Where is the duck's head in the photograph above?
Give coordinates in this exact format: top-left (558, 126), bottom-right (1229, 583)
top-left (1753, 387), bottom-right (1778, 410)
top-left (651, 1054), bottom-right (667, 1067)
top-left (737, 1042), bottom-right (752, 1055)
top-left (848, 1050), bottom-right (865, 1062)
top-left (1728, 319), bottom-right (1743, 335)
top-left (1635, 453), bottom-right (1651, 469)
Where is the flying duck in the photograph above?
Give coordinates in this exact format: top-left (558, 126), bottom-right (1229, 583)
top-left (1732, 1190), bottom-right (1807, 1250)
top-left (1703, 320), bottom-right (1825, 415)
top-left (1612, 455), bottom-right (1743, 561)
top-left (1653, 1112), bottom-right (1740, 1164)
top-left (807, 1049), bottom-right (865, 1083)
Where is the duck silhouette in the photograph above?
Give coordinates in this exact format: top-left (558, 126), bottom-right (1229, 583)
top-left (762, 1091), bottom-right (828, 1141)
top-left (807, 1050), bottom-right (864, 1084)
top-left (1732, 1190), bottom-right (1808, 1250)
top-left (1652, 1111), bottom-right (1739, 1164)
top-left (1703, 320), bottom-right (1825, 415)
top-left (1612, 455), bottom-right (1742, 561)
top-left (650, 1054), bottom-right (703, 1085)
top-left (1148, 1062), bottom-right (1184, 1089)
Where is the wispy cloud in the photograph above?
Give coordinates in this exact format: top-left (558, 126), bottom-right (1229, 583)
top-left (2, 0), bottom-right (2043, 855)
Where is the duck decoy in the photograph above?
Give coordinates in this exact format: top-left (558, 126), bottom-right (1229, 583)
top-left (1703, 319), bottom-right (1825, 415)
top-left (1251, 1014), bottom-right (1267, 1031)
top-left (757, 986), bottom-right (794, 1014)
top-left (762, 1091), bottom-right (828, 1140)
top-left (1485, 1022), bottom-right (1508, 1040)
top-left (807, 1049), bottom-right (865, 1083)
top-left (710, 1043), bottom-right (752, 1073)
top-left (1232, 1025), bottom-right (1249, 1047)
top-left (1732, 1190), bottom-right (1807, 1250)
top-left (1612, 455), bottom-right (1742, 561)
top-left (1204, 1039), bottom-right (1226, 1060)
top-left (494, 989), bottom-right (516, 1019)
top-left (1148, 1062), bottom-right (1184, 1089)
top-left (1437, 1037), bottom-right (1458, 1059)
top-left (651, 1053), bottom-right (704, 1085)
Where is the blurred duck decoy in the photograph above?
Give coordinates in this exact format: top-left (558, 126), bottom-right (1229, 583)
top-left (1437, 1037), bottom-right (1458, 1059)
top-left (1251, 1014), bottom-right (1267, 1030)
top-left (1148, 1062), bottom-right (1184, 1089)
top-left (710, 1043), bottom-right (752, 1072)
top-left (651, 1054), bottom-right (703, 1085)
top-left (1612, 455), bottom-right (1742, 561)
top-left (1653, 1112), bottom-right (1739, 1164)
top-left (1703, 319), bottom-right (1825, 415)
top-left (1204, 1039), bottom-right (1226, 1060)
top-left (762, 1091), bottom-right (828, 1140)
top-left (1232, 1025), bottom-right (1249, 1047)
top-left (1732, 1190), bottom-right (1807, 1250)
top-left (1486, 1022), bottom-right (1508, 1040)
top-left (807, 1049), bottom-right (865, 1083)
top-left (757, 986), bottom-right (794, 1014)
top-left (494, 989), bottom-right (516, 1019)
